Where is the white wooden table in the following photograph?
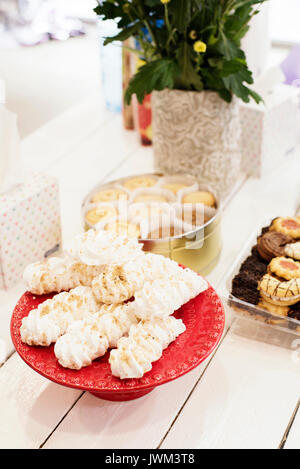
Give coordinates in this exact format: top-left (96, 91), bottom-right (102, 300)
top-left (0, 93), bottom-right (300, 449)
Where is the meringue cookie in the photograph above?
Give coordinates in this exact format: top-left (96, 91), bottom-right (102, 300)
top-left (23, 257), bottom-right (104, 295)
top-left (140, 253), bottom-right (184, 281)
top-left (129, 269), bottom-right (207, 320)
top-left (141, 254), bottom-right (208, 294)
top-left (180, 267), bottom-right (208, 297)
top-left (65, 230), bottom-right (143, 266)
top-left (20, 286), bottom-right (99, 347)
top-left (54, 324), bottom-right (109, 370)
top-left (54, 303), bottom-right (138, 369)
top-left (20, 309), bottom-right (61, 347)
top-left (109, 316), bottom-right (186, 379)
top-left (94, 304), bottom-right (139, 348)
top-left (128, 280), bottom-right (178, 320)
top-left (92, 262), bottom-right (145, 304)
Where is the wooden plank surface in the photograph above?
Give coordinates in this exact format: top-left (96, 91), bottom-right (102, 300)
top-left (0, 354), bottom-right (81, 449)
top-left (284, 402), bottom-right (300, 449)
top-left (161, 330), bottom-right (300, 449)
top-left (161, 148), bottom-right (300, 449)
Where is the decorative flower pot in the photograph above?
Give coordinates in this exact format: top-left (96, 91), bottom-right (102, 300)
top-left (152, 89), bottom-right (241, 197)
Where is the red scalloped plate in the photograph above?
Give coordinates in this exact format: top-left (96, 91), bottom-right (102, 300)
top-left (11, 283), bottom-right (225, 402)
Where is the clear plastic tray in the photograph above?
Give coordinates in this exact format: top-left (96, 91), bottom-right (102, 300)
top-left (223, 220), bottom-right (300, 349)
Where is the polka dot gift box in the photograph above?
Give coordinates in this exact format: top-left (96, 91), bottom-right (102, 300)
top-left (0, 173), bottom-right (62, 290)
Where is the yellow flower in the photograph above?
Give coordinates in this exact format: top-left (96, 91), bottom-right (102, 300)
top-left (161, 0), bottom-right (171, 3)
top-left (193, 40), bottom-right (207, 54)
top-left (137, 59), bottom-right (146, 70)
top-left (189, 30), bottom-right (197, 40)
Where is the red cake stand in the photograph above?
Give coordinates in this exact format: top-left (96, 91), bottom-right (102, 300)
top-left (11, 282), bottom-right (225, 402)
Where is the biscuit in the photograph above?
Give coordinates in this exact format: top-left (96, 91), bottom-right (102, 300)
top-left (258, 274), bottom-right (300, 306)
top-left (257, 232), bottom-right (293, 262)
top-left (123, 176), bottom-right (157, 191)
top-left (257, 297), bottom-right (290, 317)
top-left (182, 191), bottom-right (216, 207)
top-left (285, 241), bottom-right (300, 261)
top-left (92, 189), bottom-right (128, 203)
top-left (133, 194), bottom-right (167, 203)
top-left (85, 206), bottom-right (117, 226)
top-left (270, 217), bottom-right (300, 239)
top-left (269, 257), bottom-right (300, 281)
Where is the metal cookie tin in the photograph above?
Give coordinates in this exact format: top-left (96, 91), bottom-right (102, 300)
top-left (82, 173), bottom-right (222, 276)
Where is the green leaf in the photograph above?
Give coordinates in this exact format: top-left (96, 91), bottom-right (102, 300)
top-left (193, 0), bottom-right (203, 9)
top-left (222, 71), bottom-right (261, 104)
top-left (218, 88), bottom-right (233, 103)
top-left (208, 57), bottom-right (224, 69)
top-left (176, 41), bottom-right (203, 91)
top-left (223, 74), bottom-right (249, 102)
top-left (103, 22), bottom-right (143, 45)
top-left (217, 34), bottom-right (245, 60)
top-left (202, 69), bottom-right (224, 91)
top-left (238, 68), bottom-right (254, 85)
top-left (221, 59), bottom-right (246, 76)
top-left (248, 88), bottom-right (263, 104)
top-left (144, 0), bottom-right (162, 6)
top-left (94, 3), bottom-right (123, 20)
top-left (169, 0), bottom-right (192, 33)
top-left (233, 0), bottom-right (269, 9)
top-left (125, 59), bottom-right (180, 104)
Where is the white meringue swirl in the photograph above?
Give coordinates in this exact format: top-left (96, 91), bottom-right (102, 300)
top-left (20, 286), bottom-right (99, 347)
top-left (109, 316), bottom-right (186, 379)
top-left (23, 256), bottom-right (104, 295)
top-left (54, 303), bottom-right (138, 369)
top-left (92, 261), bottom-right (145, 304)
top-left (65, 230), bottom-right (143, 266)
top-left (54, 324), bottom-right (109, 370)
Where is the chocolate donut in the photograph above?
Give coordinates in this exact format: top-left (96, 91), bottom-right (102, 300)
top-left (257, 232), bottom-right (293, 262)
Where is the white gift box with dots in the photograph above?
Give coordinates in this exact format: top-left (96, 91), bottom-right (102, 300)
top-left (0, 173), bottom-right (62, 290)
top-left (240, 84), bottom-right (300, 178)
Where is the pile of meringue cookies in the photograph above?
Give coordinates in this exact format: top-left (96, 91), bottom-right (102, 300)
top-left (20, 230), bottom-right (208, 379)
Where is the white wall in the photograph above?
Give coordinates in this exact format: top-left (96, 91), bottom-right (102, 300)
top-left (270, 0), bottom-right (300, 45)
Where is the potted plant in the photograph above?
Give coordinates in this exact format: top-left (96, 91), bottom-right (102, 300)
top-left (94, 0), bottom-right (268, 195)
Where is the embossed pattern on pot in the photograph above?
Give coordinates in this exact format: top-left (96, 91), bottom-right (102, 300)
top-left (152, 90), bottom-right (241, 197)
